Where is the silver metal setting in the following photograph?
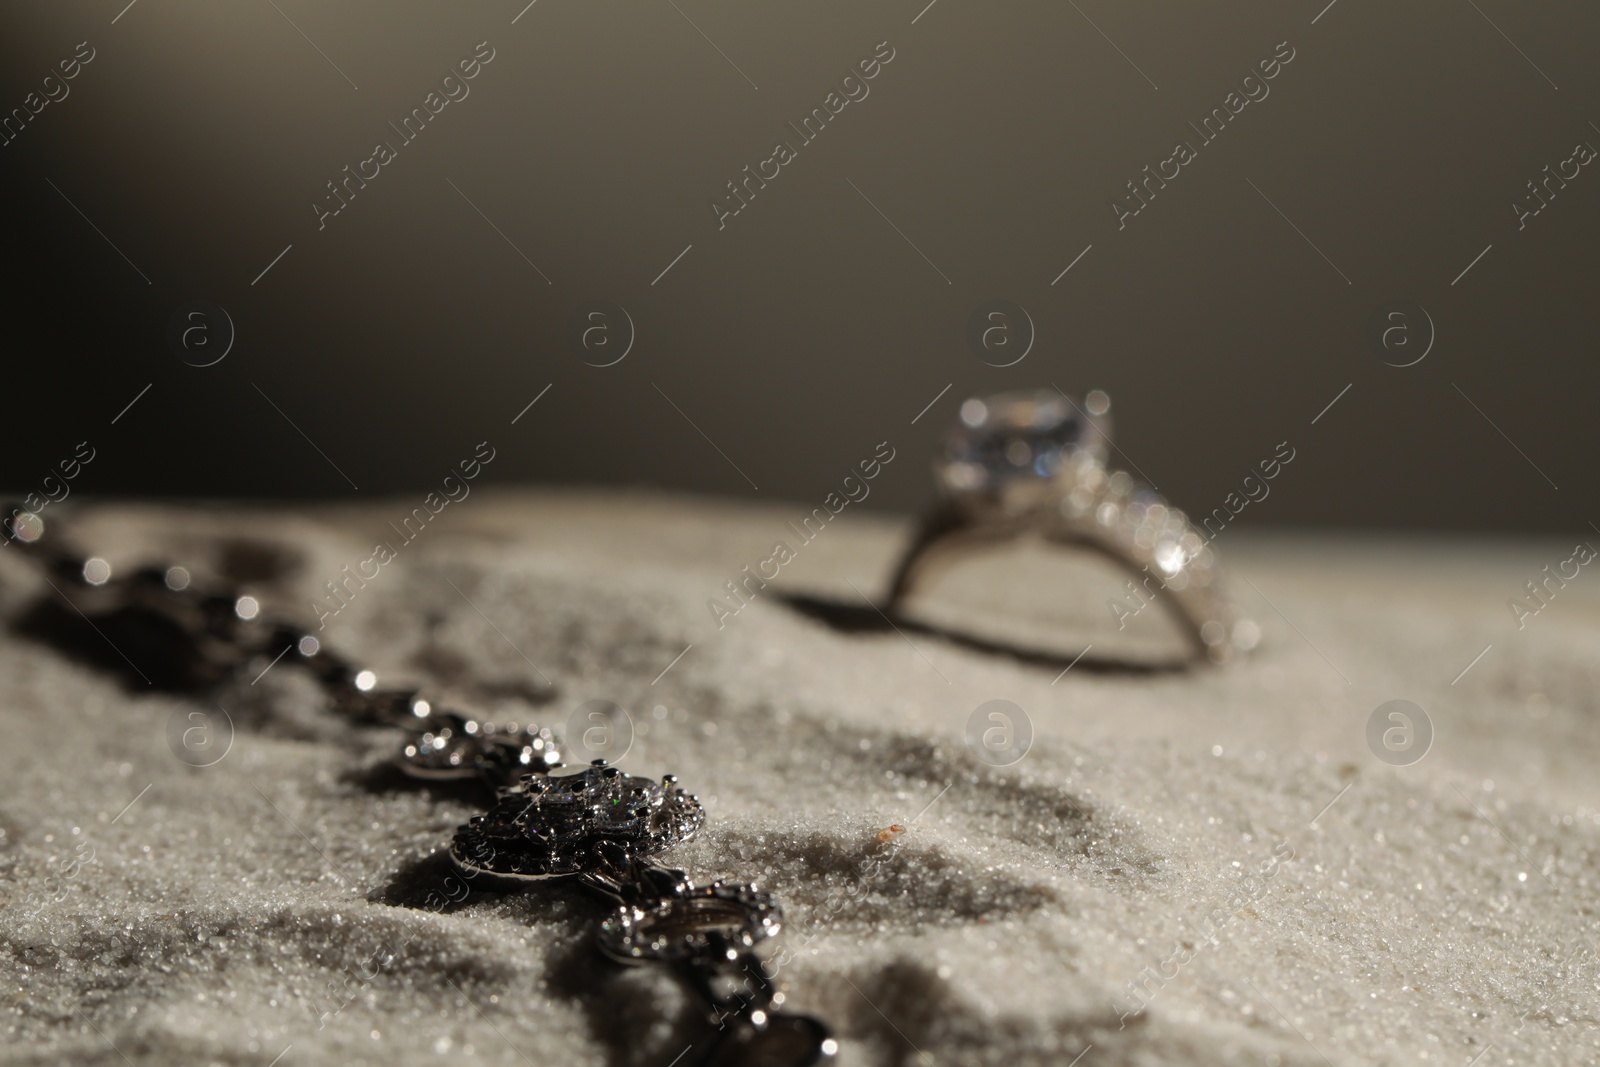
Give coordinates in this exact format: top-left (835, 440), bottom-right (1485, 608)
top-left (449, 760), bottom-right (705, 882)
top-left (598, 881), bottom-right (782, 963)
top-left (399, 710), bottom-right (562, 785)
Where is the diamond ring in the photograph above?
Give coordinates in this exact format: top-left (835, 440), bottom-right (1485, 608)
top-left (885, 388), bottom-right (1256, 664)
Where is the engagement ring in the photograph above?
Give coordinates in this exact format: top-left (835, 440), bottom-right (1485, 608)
top-left (885, 389), bottom-right (1256, 664)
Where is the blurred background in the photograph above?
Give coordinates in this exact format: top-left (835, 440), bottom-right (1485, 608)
top-left (1, 0), bottom-right (1594, 533)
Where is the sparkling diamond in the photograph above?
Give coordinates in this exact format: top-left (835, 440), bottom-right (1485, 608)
top-left (940, 390), bottom-right (1110, 497)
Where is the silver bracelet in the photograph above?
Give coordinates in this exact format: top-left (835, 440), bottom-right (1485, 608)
top-left (3, 505), bottom-right (836, 1067)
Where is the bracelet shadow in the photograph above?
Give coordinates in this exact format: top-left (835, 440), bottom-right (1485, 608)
top-left (372, 848), bottom-right (718, 1067)
top-left (346, 759), bottom-right (504, 809)
top-left (542, 930), bottom-right (729, 1067)
top-left (778, 592), bottom-right (1191, 676)
top-left (9, 596), bottom-right (233, 691)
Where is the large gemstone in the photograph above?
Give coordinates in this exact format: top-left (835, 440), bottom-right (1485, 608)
top-left (939, 390), bottom-right (1110, 494)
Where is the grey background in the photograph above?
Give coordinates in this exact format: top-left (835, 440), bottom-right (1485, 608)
top-left (1, 0), bottom-right (1595, 532)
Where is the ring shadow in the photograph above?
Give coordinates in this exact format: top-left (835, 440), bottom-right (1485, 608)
top-left (777, 592), bottom-right (1191, 676)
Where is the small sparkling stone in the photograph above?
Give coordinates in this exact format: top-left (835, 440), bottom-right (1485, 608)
top-left (1232, 619), bottom-right (1262, 651)
top-left (10, 512), bottom-right (44, 543)
top-left (1154, 541), bottom-right (1187, 575)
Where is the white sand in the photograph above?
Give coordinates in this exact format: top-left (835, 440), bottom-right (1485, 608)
top-left (1, 492), bottom-right (1596, 1066)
